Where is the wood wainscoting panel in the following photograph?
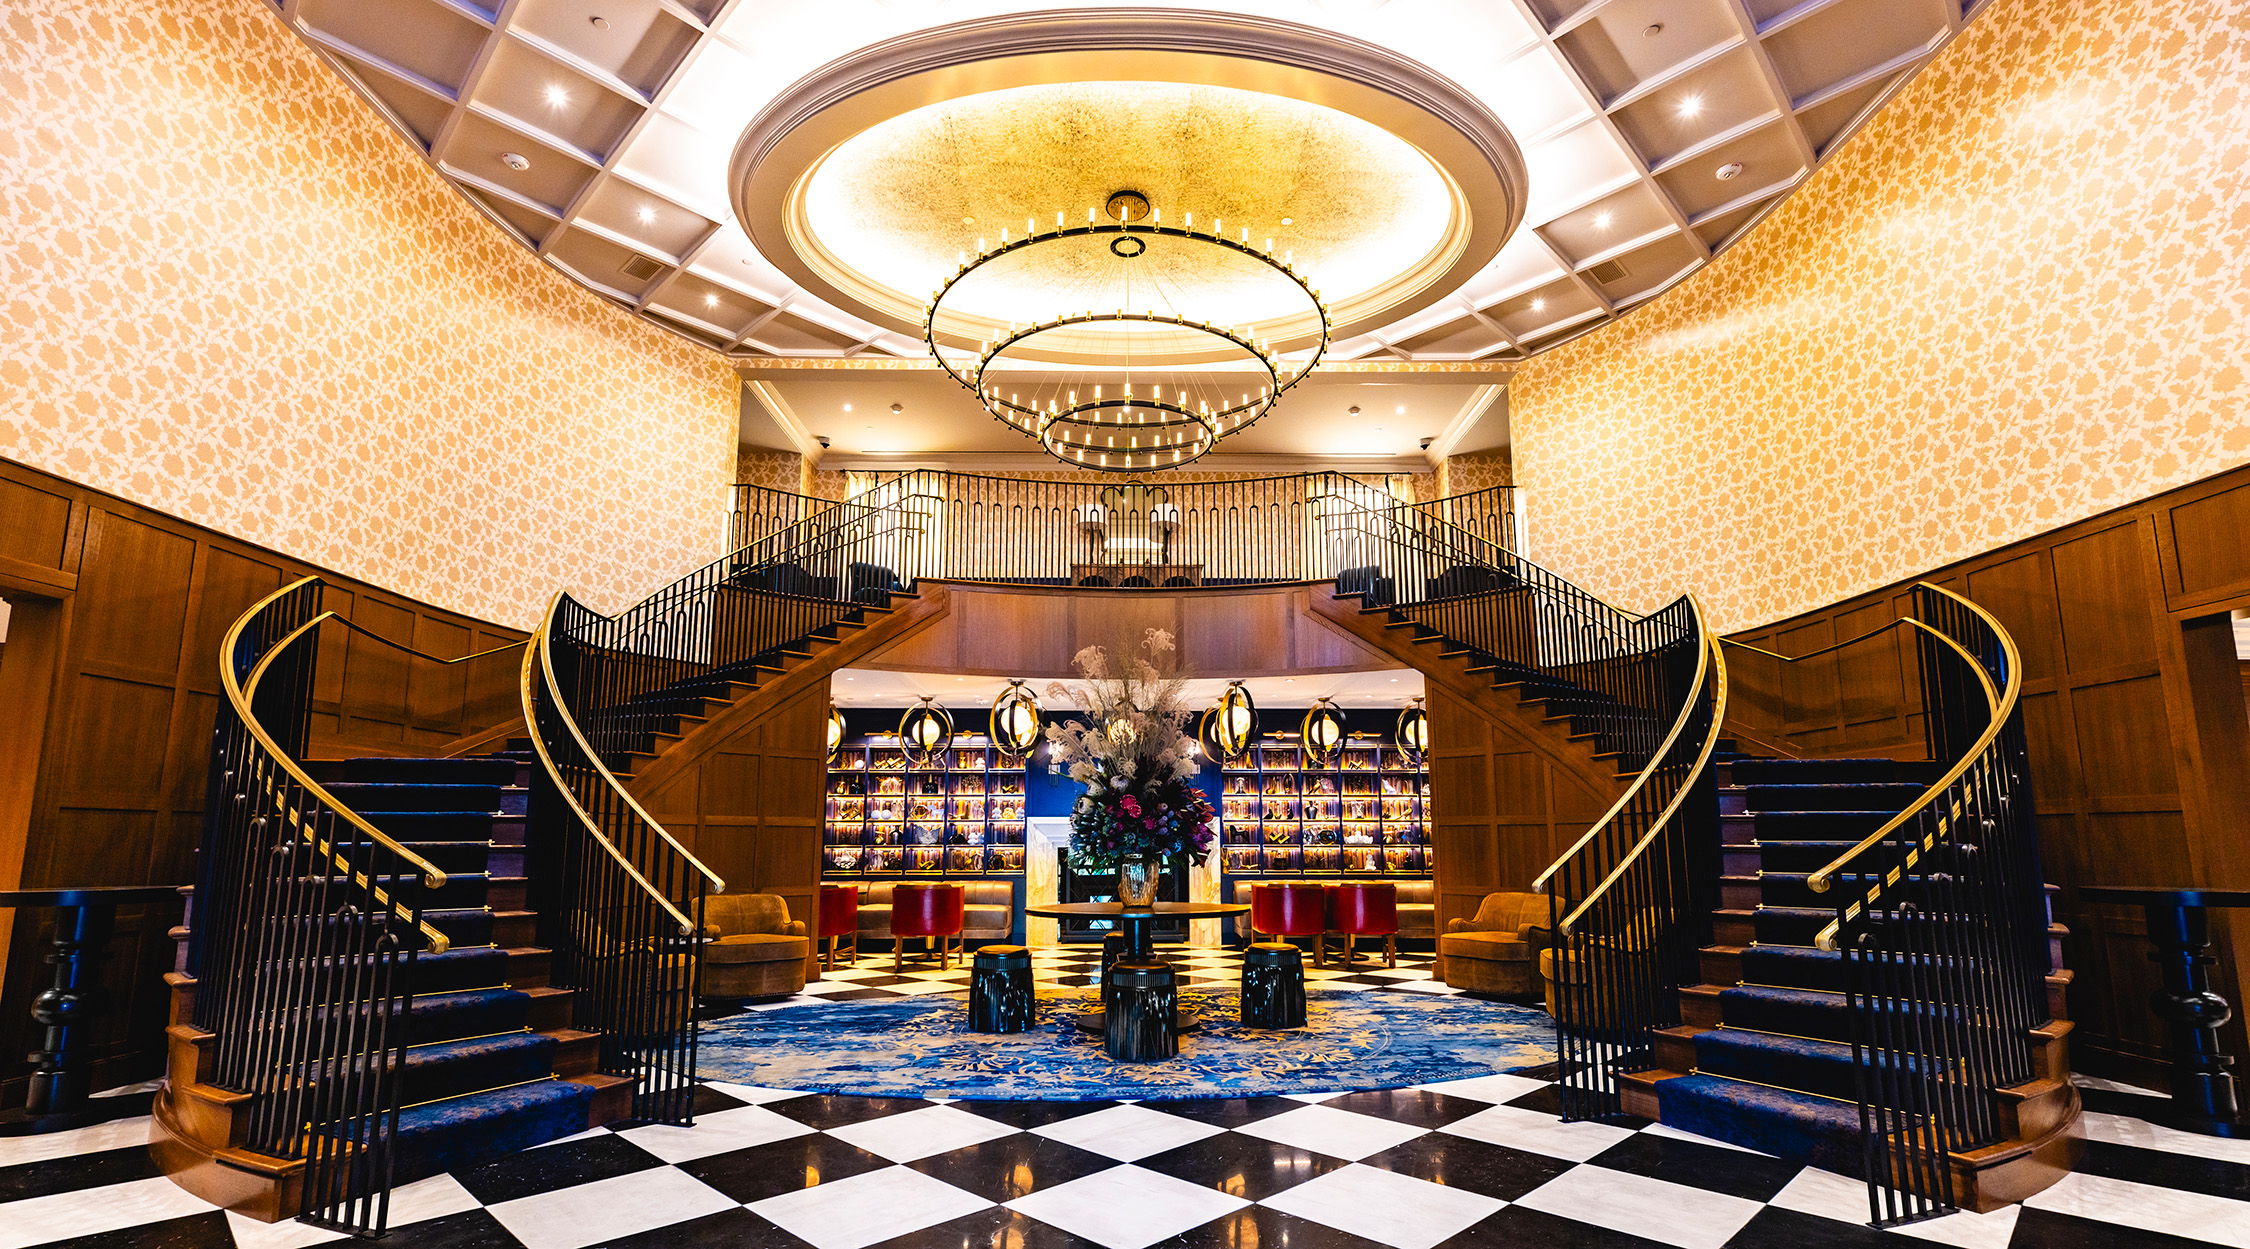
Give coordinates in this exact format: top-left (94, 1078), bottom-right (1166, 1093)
top-left (2163, 478), bottom-right (2250, 605)
top-left (0, 456), bottom-right (527, 1109)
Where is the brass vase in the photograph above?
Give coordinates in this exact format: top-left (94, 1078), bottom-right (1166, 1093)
top-left (1117, 854), bottom-right (1159, 913)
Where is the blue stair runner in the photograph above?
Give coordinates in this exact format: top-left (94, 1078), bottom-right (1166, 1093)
top-left (1650, 752), bottom-right (1955, 1173)
top-left (301, 751), bottom-right (613, 1183)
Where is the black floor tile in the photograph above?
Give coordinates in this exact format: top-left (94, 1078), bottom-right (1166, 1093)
top-left (1510, 1063), bottom-right (1563, 1082)
top-left (681, 1132), bottom-right (893, 1204)
top-left (2074, 1084), bottom-right (2176, 1122)
top-left (1717, 1207), bottom-right (1896, 1247)
top-left (1585, 1133), bottom-right (1803, 1203)
top-left (952, 1098), bottom-right (1122, 1129)
top-left (867, 1205), bottom-right (1088, 1249)
top-left (596, 1205), bottom-right (816, 1249)
top-left (1322, 1089), bottom-right (1488, 1130)
top-left (382, 1208), bottom-right (532, 1249)
top-left (453, 1133), bottom-right (665, 1205)
top-left (1497, 1084), bottom-right (1566, 1116)
top-left (0, 1144), bottom-right (164, 1202)
top-left (1169, 1204), bottom-right (1392, 1249)
top-left (1137, 1096), bottom-right (1304, 1128)
top-left (768, 1093), bottom-right (934, 1130)
top-left (1437, 1204), bottom-right (1673, 1248)
top-left (904, 1131), bottom-right (1116, 1202)
top-left (690, 1083), bottom-right (753, 1116)
top-left (2074, 1138), bottom-right (2250, 1202)
top-left (1135, 1129), bottom-right (1349, 1201)
top-left (1359, 1133), bottom-right (1576, 1201)
top-left (2006, 1205), bottom-right (2222, 1248)
top-left (45, 1210), bottom-right (234, 1249)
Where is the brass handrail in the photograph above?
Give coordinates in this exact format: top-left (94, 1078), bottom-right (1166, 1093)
top-left (519, 591), bottom-right (722, 938)
top-left (1803, 584), bottom-right (2019, 951)
top-left (306, 613), bottom-right (527, 666)
top-left (1718, 617), bottom-right (1916, 663)
top-left (220, 578), bottom-right (451, 954)
top-left (1556, 629), bottom-right (1728, 938)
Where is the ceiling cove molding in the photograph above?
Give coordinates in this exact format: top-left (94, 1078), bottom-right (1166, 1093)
top-left (732, 358), bottom-right (1518, 378)
top-left (1425, 383), bottom-right (1509, 465)
top-left (815, 450), bottom-right (1437, 475)
top-left (741, 381), bottom-right (825, 462)
top-left (728, 8), bottom-right (1528, 357)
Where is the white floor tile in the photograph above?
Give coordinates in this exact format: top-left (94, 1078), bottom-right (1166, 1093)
top-left (224, 1210), bottom-right (350, 1249)
top-left (1768, 1167), bottom-right (2021, 1249)
top-left (619, 1103), bottom-right (817, 1163)
top-left (1006, 1164), bottom-right (1248, 1249)
top-left (1282, 1090), bottom-right (1345, 1103)
top-left (1259, 1163), bottom-right (1504, 1249)
top-left (1641, 1122), bottom-right (1772, 1155)
top-left (0, 1174), bottom-right (217, 1249)
top-left (1030, 1102), bottom-right (1225, 1161)
top-left (884, 978), bottom-right (973, 997)
top-left (529, 1127), bottom-right (609, 1149)
top-left (1414, 1073), bottom-right (1550, 1105)
top-left (2025, 1170), bottom-right (2250, 1247)
top-left (752, 1164), bottom-right (993, 1249)
top-left (385, 1173), bottom-right (484, 1227)
top-left (1235, 1104), bottom-right (1429, 1161)
top-left (2079, 1110), bottom-right (2250, 1165)
top-left (700, 1080), bottom-right (811, 1106)
top-left (483, 1164), bottom-right (737, 1249)
top-left (2072, 1073), bottom-right (2169, 1098)
top-left (825, 1103), bottom-right (1021, 1163)
top-left (1891, 1203), bottom-right (2023, 1249)
top-left (1511, 1163), bottom-right (1763, 1249)
top-left (0, 1115), bottom-right (151, 1167)
top-left (1438, 1104), bottom-right (1636, 1161)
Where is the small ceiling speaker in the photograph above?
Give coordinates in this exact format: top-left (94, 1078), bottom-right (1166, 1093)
top-left (1302, 697), bottom-right (1347, 768)
top-left (1202, 681), bottom-right (1258, 762)
top-left (826, 706), bottom-right (849, 763)
top-left (991, 680), bottom-right (1043, 759)
top-left (899, 696), bottom-right (954, 766)
top-left (1396, 697), bottom-right (1429, 763)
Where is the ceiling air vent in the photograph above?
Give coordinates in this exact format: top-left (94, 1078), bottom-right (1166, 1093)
top-left (1588, 259), bottom-right (1630, 285)
top-left (620, 254), bottom-right (665, 281)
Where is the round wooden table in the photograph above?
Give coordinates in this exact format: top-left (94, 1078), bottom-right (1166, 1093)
top-left (1025, 902), bottom-right (1249, 1054)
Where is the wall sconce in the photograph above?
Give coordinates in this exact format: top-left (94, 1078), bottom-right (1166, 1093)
top-left (1201, 680), bottom-right (1257, 762)
top-left (826, 706), bottom-right (848, 763)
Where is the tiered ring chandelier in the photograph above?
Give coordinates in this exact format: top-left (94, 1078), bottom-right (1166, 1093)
top-left (923, 191), bottom-right (1331, 472)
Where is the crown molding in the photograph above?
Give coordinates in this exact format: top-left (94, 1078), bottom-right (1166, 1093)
top-left (814, 450), bottom-right (1435, 475)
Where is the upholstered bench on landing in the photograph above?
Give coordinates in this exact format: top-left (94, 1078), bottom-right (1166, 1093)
top-left (700, 893), bottom-right (811, 999)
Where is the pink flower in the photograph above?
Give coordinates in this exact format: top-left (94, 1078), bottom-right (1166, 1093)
top-left (1121, 794), bottom-right (1141, 816)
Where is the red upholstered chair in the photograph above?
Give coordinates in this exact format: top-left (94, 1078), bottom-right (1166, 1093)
top-left (1252, 882), bottom-right (1336, 967)
top-left (818, 884), bottom-right (861, 973)
top-left (1330, 882), bottom-right (1400, 968)
top-left (891, 882), bottom-right (966, 972)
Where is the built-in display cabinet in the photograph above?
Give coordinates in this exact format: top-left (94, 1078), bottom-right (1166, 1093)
top-left (824, 732), bottom-right (1028, 876)
top-left (1220, 734), bottom-right (1431, 878)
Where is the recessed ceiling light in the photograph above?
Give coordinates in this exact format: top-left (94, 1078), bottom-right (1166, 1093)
top-left (842, 403), bottom-right (853, 412)
top-left (636, 205), bottom-right (656, 224)
top-left (962, 216), bottom-right (976, 226)
top-left (1593, 210), bottom-right (1613, 229)
top-left (1677, 94), bottom-right (1704, 119)
top-left (1280, 217), bottom-right (1293, 225)
top-left (588, 15), bottom-right (609, 29)
top-left (500, 152), bottom-right (530, 171)
top-left (1643, 22), bottom-right (1664, 37)
top-left (1394, 405), bottom-right (1406, 414)
top-left (1531, 297), bottom-right (1546, 312)
top-left (543, 84), bottom-right (570, 109)
top-left (703, 293), bottom-right (718, 307)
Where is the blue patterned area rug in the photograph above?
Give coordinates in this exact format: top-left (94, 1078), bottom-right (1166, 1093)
top-left (697, 990), bottom-right (1556, 1100)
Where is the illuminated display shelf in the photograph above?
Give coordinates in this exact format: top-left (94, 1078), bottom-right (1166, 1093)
top-left (824, 732), bottom-right (1028, 876)
top-left (1218, 732), bottom-right (1430, 877)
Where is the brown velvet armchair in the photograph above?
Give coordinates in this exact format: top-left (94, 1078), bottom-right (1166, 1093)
top-left (699, 893), bottom-right (811, 1000)
top-left (1437, 892), bottom-right (1554, 998)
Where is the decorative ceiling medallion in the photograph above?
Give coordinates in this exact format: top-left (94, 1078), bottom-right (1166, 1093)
top-left (731, 9), bottom-right (1526, 368)
top-left (924, 189), bottom-right (1332, 469)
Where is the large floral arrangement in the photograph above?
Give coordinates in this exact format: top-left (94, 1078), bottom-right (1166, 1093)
top-left (1044, 629), bottom-right (1216, 873)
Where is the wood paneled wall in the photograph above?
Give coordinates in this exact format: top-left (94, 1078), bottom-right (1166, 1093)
top-left (1724, 464), bottom-right (2250, 1086)
top-left (0, 458), bottom-right (524, 1106)
top-left (1424, 685), bottom-right (1622, 935)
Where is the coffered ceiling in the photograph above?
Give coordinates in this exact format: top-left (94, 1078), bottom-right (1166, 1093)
top-left (277, 0), bottom-right (1983, 366)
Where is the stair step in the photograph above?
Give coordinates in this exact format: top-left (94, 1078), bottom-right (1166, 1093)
top-left (1728, 758), bottom-right (1943, 787)
top-left (402, 1032), bottom-right (559, 1105)
top-left (354, 811), bottom-right (504, 841)
top-left (425, 908), bottom-right (495, 946)
top-left (1654, 1074), bottom-right (1865, 1174)
top-left (1753, 906), bottom-right (1836, 946)
top-left (1716, 985), bottom-right (1852, 1040)
top-left (323, 757), bottom-right (520, 787)
top-left (1724, 784), bottom-right (1924, 814)
top-left (1691, 1028), bottom-right (1937, 1103)
top-left (1744, 811), bottom-right (1901, 838)
top-left (321, 783), bottom-right (504, 813)
top-left (544, 1028), bottom-right (601, 1076)
top-left (390, 1080), bottom-right (598, 1185)
top-left (569, 1071), bottom-right (637, 1126)
top-left (330, 838), bottom-right (494, 874)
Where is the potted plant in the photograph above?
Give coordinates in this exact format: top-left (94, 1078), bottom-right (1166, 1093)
top-left (1044, 629), bottom-right (1215, 912)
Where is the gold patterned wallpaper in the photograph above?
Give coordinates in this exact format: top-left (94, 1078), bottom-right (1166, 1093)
top-left (2, 0), bottom-right (741, 629)
top-left (1508, 0), bottom-right (2250, 633)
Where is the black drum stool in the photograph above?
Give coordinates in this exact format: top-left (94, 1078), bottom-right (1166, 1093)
top-left (1242, 941), bottom-right (1307, 1029)
top-left (1105, 959), bottom-right (1178, 1060)
top-left (1100, 931), bottom-right (1129, 1007)
top-left (968, 945), bottom-right (1034, 1033)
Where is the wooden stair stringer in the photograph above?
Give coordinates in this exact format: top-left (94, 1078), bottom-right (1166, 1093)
top-left (624, 585), bottom-right (953, 804)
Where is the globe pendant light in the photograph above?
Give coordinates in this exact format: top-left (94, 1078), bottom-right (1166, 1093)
top-left (1396, 696), bottom-right (1429, 763)
top-left (1201, 680), bottom-right (1257, 762)
top-left (899, 696), bottom-right (953, 766)
top-left (826, 706), bottom-right (849, 764)
top-left (991, 679), bottom-right (1043, 759)
top-left (1302, 697), bottom-right (1346, 768)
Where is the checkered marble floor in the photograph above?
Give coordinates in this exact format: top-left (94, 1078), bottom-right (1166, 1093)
top-left (765, 942), bottom-right (1458, 1009)
top-left (5, 1070), bottom-right (2238, 1248)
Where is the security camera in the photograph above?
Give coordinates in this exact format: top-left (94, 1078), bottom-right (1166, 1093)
top-left (816, 435), bottom-right (831, 449)
top-left (1418, 437), bottom-right (1435, 450)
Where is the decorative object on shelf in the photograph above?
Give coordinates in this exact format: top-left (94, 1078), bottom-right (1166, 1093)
top-left (991, 680), bottom-right (1043, 759)
top-left (1044, 629), bottom-right (1216, 909)
top-left (1302, 697), bottom-right (1347, 767)
top-left (1396, 696), bottom-right (1429, 763)
top-left (1201, 680), bottom-right (1258, 763)
top-left (898, 697), bottom-right (953, 766)
top-left (826, 706), bottom-right (848, 764)
top-left (923, 191), bottom-right (1331, 471)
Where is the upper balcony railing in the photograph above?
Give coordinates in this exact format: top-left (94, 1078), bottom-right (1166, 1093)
top-left (727, 471), bottom-right (1521, 587)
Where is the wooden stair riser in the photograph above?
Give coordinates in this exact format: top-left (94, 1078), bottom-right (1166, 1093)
top-left (1653, 1024), bottom-right (1710, 1072)
top-left (569, 1072), bottom-right (635, 1125)
top-left (1699, 947), bottom-right (1745, 986)
top-left (1721, 877), bottom-right (1762, 910)
top-left (493, 910), bottom-right (537, 948)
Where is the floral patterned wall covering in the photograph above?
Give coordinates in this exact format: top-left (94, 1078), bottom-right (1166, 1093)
top-left (2, 0), bottom-right (741, 628)
top-left (1508, 0), bottom-right (2250, 633)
